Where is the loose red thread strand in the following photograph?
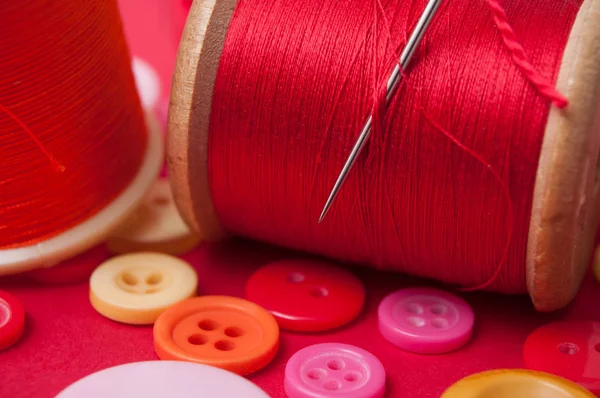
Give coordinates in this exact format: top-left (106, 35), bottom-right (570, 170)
top-left (487, 0), bottom-right (569, 108)
top-left (360, 0), bottom-right (513, 290)
top-left (374, 2), bottom-right (515, 290)
top-left (419, 111), bottom-right (514, 291)
top-left (0, 0), bottom-right (147, 248)
top-left (0, 104), bottom-right (65, 173)
top-left (208, 0), bottom-right (580, 293)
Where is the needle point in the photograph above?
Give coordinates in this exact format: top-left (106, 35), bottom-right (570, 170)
top-left (317, 0), bottom-right (442, 223)
top-left (318, 197), bottom-right (333, 223)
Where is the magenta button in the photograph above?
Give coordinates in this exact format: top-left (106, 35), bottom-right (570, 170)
top-left (378, 287), bottom-right (474, 354)
top-left (284, 343), bottom-right (385, 398)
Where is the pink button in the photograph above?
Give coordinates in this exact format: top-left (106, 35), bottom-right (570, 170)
top-left (378, 287), bottom-right (474, 354)
top-left (284, 343), bottom-right (385, 398)
top-left (56, 360), bottom-right (270, 398)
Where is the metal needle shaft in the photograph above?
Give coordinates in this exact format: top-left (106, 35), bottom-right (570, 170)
top-left (318, 0), bottom-right (443, 223)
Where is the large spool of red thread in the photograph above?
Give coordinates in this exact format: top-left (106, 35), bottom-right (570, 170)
top-left (167, 0), bottom-right (600, 311)
top-left (0, 0), bottom-right (163, 274)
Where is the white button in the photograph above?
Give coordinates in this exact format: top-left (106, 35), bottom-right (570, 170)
top-left (56, 360), bottom-right (270, 398)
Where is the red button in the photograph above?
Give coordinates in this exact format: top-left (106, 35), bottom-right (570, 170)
top-left (28, 245), bottom-right (108, 285)
top-left (245, 258), bottom-right (365, 332)
top-left (0, 290), bottom-right (25, 351)
top-left (523, 321), bottom-right (600, 394)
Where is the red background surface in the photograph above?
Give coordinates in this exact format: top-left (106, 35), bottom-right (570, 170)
top-left (1, 1), bottom-right (599, 397)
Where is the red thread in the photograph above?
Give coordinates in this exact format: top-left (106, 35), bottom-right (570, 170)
top-left (207, 0), bottom-right (580, 292)
top-left (0, 104), bottom-right (65, 173)
top-left (487, 0), bottom-right (569, 108)
top-left (0, 0), bottom-right (147, 249)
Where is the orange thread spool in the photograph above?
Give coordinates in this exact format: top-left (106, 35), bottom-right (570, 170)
top-left (0, 0), bottom-right (163, 274)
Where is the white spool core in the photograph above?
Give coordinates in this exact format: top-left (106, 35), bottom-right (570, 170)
top-left (132, 57), bottom-right (162, 110)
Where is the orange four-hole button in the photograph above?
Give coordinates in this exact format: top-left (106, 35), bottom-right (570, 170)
top-left (153, 296), bottom-right (279, 375)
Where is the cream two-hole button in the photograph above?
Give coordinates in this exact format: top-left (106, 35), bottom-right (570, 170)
top-left (90, 253), bottom-right (198, 325)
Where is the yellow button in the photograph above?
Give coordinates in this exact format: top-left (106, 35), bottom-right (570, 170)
top-left (442, 369), bottom-right (595, 398)
top-left (107, 178), bottom-right (201, 255)
top-left (90, 253), bottom-right (197, 325)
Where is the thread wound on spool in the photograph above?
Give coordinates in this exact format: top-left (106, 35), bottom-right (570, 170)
top-left (204, 0), bottom-right (581, 293)
top-left (0, 0), bottom-right (147, 249)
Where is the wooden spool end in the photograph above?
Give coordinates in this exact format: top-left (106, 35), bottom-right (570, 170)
top-left (168, 0), bottom-right (600, 311)
top-left (167, 0), bottom-right (233, 242)
top-left (526, 0), bottom-right (600, 311)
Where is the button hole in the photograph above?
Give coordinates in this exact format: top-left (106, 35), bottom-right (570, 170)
top-left (214, 340), bottom-right (235, 351)
top-left (430, 304), bottom-right (447, 315)
top-left (326, 359), bottom-right (344, 371)
top-left (406, 302), bottom-right (423, 315)
top-left (287, 273), bottom-right (305, 283)
top-left (188, 334), bottom-right (207, 345)
top-left (558, 342), bottom-right (580, 355)
top-left (307, 368), bottom-right (326, 380)
top-left (198, 319), bottom-right (219, 331)
top-left (407, 316), bottom-right (425, 327)
top-left (431, 318), bottom-right (449, 329)
top-left (323, 380), bottom-right (341, 391)
top-left (309, 287), bottom-right (329, 297)
top-left (120, 272), bottom-right (138, 286)
top-left (146, 273), bottom-right (162, 285)
top-left (224, 327), bottom-right (244, 338)
top-left (344, 371), bottom-right (362, 382)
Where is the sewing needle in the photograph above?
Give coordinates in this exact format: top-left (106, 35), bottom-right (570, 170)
top-left (318, 0), bottom-right (443, 223)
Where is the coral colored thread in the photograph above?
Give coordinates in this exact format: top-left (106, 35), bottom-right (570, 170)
top-left (208, 0), bottom-right (580, 292)
top-left (0, 0), bottom-right (147, 249)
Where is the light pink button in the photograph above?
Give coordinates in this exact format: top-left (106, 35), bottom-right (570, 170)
top-left (378, 287), bottom-right (474, 354)
top-left (56, 361), bottom-right (269, 398)
top-left (285, 343), bottom-right (385, 398)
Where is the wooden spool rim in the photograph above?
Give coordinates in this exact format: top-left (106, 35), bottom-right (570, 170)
top-left (167, 0), bottom-right (600, 311)
top-left (0, 112), bottom-right (164, 275)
